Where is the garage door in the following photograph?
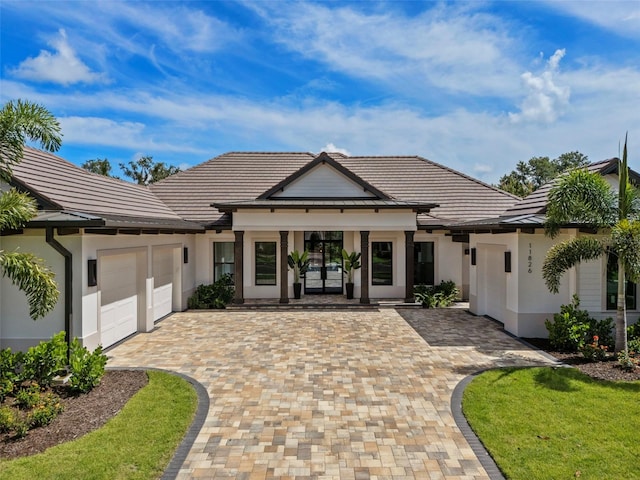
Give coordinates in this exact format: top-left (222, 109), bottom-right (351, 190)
top-left (100, 253), bottom-right (138, 348)
top-left (153, 248), bottom-right (174, 321)
top-left (480, 245), bottom-right (506, 321)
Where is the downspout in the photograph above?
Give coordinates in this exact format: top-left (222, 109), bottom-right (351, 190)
top-left (45, 227), bottom-right (72, 357)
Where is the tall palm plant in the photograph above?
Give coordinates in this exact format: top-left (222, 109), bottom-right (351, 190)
top-left (0, 99), bottom-right (61, 319)
top-left (543, 136), bottom-right (640, 352)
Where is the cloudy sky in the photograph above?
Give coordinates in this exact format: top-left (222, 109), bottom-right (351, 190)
top-left (1, 1), bottom-right (639, 183)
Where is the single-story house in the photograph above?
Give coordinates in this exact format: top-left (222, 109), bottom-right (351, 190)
top-left (0, 147), bottom-right (636, 350)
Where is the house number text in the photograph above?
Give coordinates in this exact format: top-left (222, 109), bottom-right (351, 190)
top-left (528, 242), bottom-right (533, 273)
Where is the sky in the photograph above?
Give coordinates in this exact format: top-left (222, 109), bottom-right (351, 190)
top-left (1, 1), bottom-right (639, 184)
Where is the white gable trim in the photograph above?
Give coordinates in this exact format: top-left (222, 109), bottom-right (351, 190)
top-left (271, 163), bottom-right (377, 198)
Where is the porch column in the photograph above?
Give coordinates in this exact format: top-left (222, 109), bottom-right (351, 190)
top-left (405, 230), bottom-right (415, 302)
top-left (233, 230), bottom-right (244, 304)
top-left (280, 231), bottom-right (289, 304)
top-left (360, 231), bottom-right (370, 304)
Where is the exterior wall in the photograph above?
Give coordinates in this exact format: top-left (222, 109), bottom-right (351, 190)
top-left (470, 229), bottom-right (574, 338)
top-left (0, 230), bottom-right (77, 350)
top-left (413, 231), bottom-right (466, 300)
top-left (243, 231), bottom-right (281, 299)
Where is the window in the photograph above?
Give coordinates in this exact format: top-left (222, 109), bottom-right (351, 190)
top-left (255, 242), bottom-right (277, 285)
top-left (606, 254), bottom-right (636, 310)
top-left (213, 242), bottom-right (234, 283)
top-left (414, 242), bottom-right (435, 285)
top-left (372, 241), bottom-right (393, 285)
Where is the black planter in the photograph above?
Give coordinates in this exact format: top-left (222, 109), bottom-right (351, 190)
top-left (293, 283), bottom-right (302, 299)
top-left (346, 282), bottom-right (355, 299)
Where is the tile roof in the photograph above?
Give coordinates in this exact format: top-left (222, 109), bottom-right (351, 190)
top-left (503, 158), bottom-right (623, 216)
top-left (152, 152), bottom-right (518, 226)
top-left (10, 147), bottom-right (198, 229)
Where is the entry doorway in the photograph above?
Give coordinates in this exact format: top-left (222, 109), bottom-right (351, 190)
top-left (304, 231), bottom-right (343, 294)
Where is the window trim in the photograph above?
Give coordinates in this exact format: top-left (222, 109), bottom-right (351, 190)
top-left (255, 241), bottom-right (277, 286)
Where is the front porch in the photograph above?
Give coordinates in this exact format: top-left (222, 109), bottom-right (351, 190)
top-left (228, 294), bottom-right (420, 310)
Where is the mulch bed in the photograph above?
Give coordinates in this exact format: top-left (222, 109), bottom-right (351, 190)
top-left (0, 370), bottom-right (148, 460)
top-left (525, 338), bottom-right (640, 382)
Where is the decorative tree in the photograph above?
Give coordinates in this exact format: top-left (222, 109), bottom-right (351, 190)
top-left (119, 155), bottom-right (180, 185)
top-left (543, 136), bottom-right (639, 352)
top-left (0, 99), bottom-right (61, 319)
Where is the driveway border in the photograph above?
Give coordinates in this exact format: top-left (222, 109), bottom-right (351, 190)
top-left (107, 367), bottom-right (210, 480)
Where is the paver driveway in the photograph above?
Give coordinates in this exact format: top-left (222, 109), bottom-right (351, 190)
top-left (107, 307), bottom-right (553, 479)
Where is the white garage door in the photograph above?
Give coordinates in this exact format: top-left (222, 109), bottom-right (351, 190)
top-left (100, 253), bottom-right (138, 348)
top-left (153, 248), bottom-right (174, 321)
top-left (480, 245), bottom-right (506, 322)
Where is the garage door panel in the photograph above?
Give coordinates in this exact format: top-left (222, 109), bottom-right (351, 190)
top-left (480, 246), bottom-right (506, 321)
top-left (100, 253), bottom-right (138, 348)
top-left (153, 248), bottom-right (175, 321)
top-left (153, 284), bottom-right (172, 320)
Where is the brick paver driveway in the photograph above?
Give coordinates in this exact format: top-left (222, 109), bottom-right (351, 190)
top-left (107, 307), bottom-right (553, 479)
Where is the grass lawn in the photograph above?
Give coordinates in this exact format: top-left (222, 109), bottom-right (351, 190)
top-left (463, 367), bottom-right (640, 480)
top-left (0, 371), bottom-right (197, 480)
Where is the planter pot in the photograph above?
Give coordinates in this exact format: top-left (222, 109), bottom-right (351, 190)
top-left (293, 283), bottom-right (302, 299)
top-left (346, 282), bottom-right (355, 299)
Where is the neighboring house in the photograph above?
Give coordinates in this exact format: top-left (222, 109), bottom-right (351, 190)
top-left (0, 148), bottom-right (635, 350)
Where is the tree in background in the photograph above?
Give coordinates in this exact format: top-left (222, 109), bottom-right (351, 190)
top-left (497, 151), bottom-right (589, 197)
top-left (542, 137), bottom-right (639, 353)
top-left (81, 158), bottom-right (116, 177)
top-left (0, 99), bottom-right (60, 319)
top-left (119, 155), bottom-right (180, 185)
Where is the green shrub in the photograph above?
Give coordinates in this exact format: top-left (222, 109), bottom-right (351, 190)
top-left (586, 317), bottom-right (614, 350)
top-left (27, 391), bottom-right (63, 428)
top-left (580, 335), bottom-right (609, 361)
top-left (188, 274), bottom-right (234, 309)
top-left (627, 321), bottom-right (640, 341)
top-left (0, 405), bottom-right (18, 433)
top-left (617, 350), bottom-right (639, 372)
top-left (414, 280), bottom-right (459, 308)
top-left (21, 331), bottom-right (67, 387)
top-left (628, 338), bottom-right (640, 355)
top-left (544, 295), bottom-right (591, 352)
top-left (15, 383), bottom-right (42, 410)
top-left (68, 338), bottom-right (108, 394)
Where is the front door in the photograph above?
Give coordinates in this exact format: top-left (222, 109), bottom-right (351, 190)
top-left (304, 231), bottom-right (343, 294)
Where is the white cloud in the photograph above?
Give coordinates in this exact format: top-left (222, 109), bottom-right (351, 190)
top-left (249, 2), bottom-right (522, 98)
top-left (320, 143), bottom-right (351, 156)
top-left (11, 29), bottom-right (104, 86)
top-left (509, 49), bottom-right (570, 124)
top-left (58, 116), bottom-right (204, 153)
top-left (544, 1), bottom-right (640, 39)
top-left (473, 164), bottom-right (493, 174)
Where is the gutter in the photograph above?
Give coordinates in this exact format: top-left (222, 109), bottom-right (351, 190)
top-left (45, 227), bottom-right (72, 356)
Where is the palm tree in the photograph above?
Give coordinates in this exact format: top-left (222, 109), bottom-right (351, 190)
top-left (542, 136), bottom-right (640, 352)
top-left (0, 99), bottom-right (61, 319)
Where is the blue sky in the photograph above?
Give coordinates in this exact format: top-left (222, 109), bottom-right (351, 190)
top-left (1, 1), bottom-right (639, 184)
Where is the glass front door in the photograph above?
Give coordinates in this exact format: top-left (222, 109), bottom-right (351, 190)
top-left (304, 231), bottom-right (343, 294)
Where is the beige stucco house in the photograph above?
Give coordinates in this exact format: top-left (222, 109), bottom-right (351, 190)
top-left (0, 148), bottom-right (636, 350)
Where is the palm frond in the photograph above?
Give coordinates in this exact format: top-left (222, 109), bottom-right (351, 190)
top-left (0, 189), bottom-right (37, 230)
top-left (542, 236), bottom-right (606, 293)
top-left (545, 169), bottom-right (617, 237)
top-left (0, 250), bottom-right (59, 319)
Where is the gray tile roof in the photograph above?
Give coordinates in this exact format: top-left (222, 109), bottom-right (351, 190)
top-left (11, 147), bottom-right (201, 230)
top-left (504, 158), bottom-right (620, 216)
top-left (152, 152), bottom-right (518, 226)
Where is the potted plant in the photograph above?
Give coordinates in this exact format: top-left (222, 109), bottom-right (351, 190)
top-left (287, 249), bottom-right (310, 299)
top-left (342, 249), bottom-right (362, 299)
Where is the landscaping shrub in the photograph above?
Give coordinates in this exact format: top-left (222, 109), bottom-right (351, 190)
top-left (27, 391), bottom-right (63, 428)
top-left (20, 331), bottom-right (67, 387)
top-left (68, 338), bottom-right (108, 394)
top-left (414, 280), bottom-right (459, 308)
top-left (188, 273), bottom-right (234, 309)
top-left (0, 348), bottom-right (20, 402)
top-left (580, 335), bottom-right (609, 361)
top-left (15, 383), bottom-right (42, 410)
top-left (545, 295), bottom-right (591, 352)
top-left (586, 317), bottom-right (614, 350)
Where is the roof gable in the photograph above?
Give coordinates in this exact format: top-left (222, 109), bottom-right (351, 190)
top-left (259, 152), bottom-right (389, 200)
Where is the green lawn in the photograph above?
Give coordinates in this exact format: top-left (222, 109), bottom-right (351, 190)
top-left (0, 371), bottom-right (198, 480)
top-left (463, 367), bottom-right (640, 480)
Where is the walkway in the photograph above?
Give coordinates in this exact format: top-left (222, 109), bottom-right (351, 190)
top-left (106, 308), bottom-right (553, 479)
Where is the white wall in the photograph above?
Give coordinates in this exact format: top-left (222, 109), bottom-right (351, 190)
top-left (272, 164), bottom-right (377, 198)
top-left (0, 230), bottom-right (77, 350)
top-left (414, 232), bottom-right (466, 299)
